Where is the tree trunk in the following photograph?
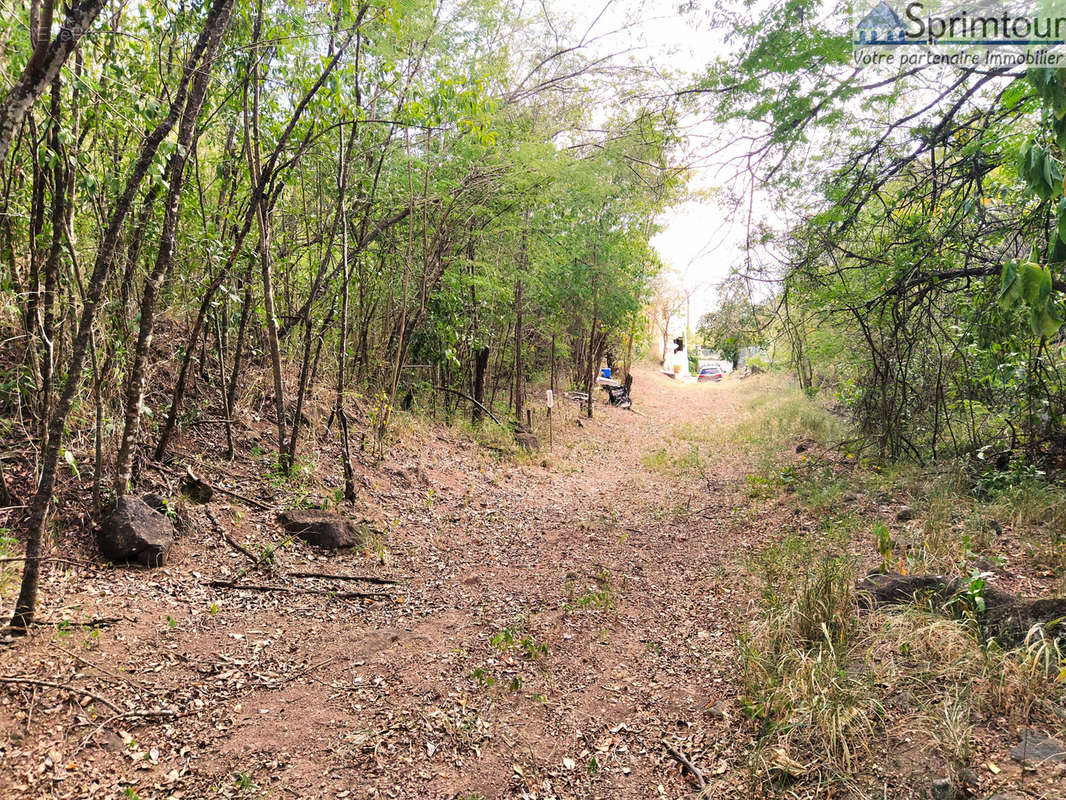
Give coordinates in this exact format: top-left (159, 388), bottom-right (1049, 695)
top-left (38, 77), bottom-right (64, 455)
top-left (113, 0), bottom-right (232, 496)
top-left (472, 347), bottom-right (489, 425)
top-left (9, 0), bottom-right (235, 633)
top-left (514, 274), bottom-right (523, 422)
top-left (246, 44), bottom-right (290, 471)
top-left (584, 302), bottom-right (599, 419)
top-left (0, 0), bottom-right (106, 166)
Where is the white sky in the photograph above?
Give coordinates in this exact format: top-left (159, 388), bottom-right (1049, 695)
top-left (565, 0), bottom-right (763, 321)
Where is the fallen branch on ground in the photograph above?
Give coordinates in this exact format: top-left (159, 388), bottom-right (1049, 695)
top-left (204, 579), bottom-right (389, 601)
top-left (31, 616), bottom-right (124, 629)
top-left (284, 571), bottom-right (403, 585)
top-left (76, 708), bottom-right (182, 754)
top-left (662, 738), bottom-right (706, 790)
top-left (0, 676), bottom-right (124, 713)
top-left (0, 556), bottom-right (99, 567)
top-left (205, 508), bottom-right (261, 566)
top-left (432, 385), bottom-right (505, 426)
top-left (51, 643), bottom-right (140, 686)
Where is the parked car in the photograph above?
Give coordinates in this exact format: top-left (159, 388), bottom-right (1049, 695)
top-left (697, 365), bottom-right (726, 382)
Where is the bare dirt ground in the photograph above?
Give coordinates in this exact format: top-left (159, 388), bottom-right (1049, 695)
top-left (1, 367), bottom-right (775, 799)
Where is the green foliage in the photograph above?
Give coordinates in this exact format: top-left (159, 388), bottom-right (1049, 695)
top-left (999, 259), bottom-right (1063, 337)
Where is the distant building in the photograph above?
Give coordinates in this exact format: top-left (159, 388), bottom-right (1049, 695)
top-left (737, 346), bottom-right (770, 371)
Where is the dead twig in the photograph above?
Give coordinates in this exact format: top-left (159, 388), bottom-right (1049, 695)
top-left (50, 643), bottom-right (140, 686)
top-left (258, 656), bottom-right (335, 689)
top-left (31, 616), bottom-right (125, 629)
top-left (76, 708), bottom-right (182, 754)
top-left (204, 580), bottom-right (388, 601)
top-left (284, 571), bottom-right (404, 585)
top-left (205, 508), bottom-right (261, 566)
top-left (0, 556), bottom-right (99, 567)
top-left (662, 738), bottom-right (706, 790)
top-left (0, 676), bottom-right (123, 714)
top-left (432, 385), bottom-right (505, 426)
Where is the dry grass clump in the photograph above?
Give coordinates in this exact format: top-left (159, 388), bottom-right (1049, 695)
top-left (741, 538), bottom-right (1066, 793)
top-left (741, 553), bottom-right (884, 783)
top-left (729, 375), bottom-right (850, 460)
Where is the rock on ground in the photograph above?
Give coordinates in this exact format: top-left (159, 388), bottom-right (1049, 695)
top-left (515, 432), bottom-right (539, 451)
top-left (278, 510), bottom-right (374, 549)
top-left (98, 496), bottom-right (175, 567)
top-left (1010, 729), bottom-right (1066, 768)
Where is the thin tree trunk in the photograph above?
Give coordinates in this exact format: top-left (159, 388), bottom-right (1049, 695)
top-left (89, 329), bottom-right (104, 513)
top-left (224, 272), bottom-right (254, 454)
top-left (244, 14), bottom-right (289, 472)
top-left (335, 125), bottom-right (357, 501)
top-left (214, 310), bottom-right (234, 458)
top-left (38, 77), bottom-right (64, 455)
top-left (585, 301), bottom-right (599, 419)
top-left (10, 0), bottom-right (235, 633)
top-left (287, 313), bottom-right (315, 465)
top-left (472, 347), bottom-right (489, 425)
top-left (112, 0), bottom-right (234, 497)
top-left (0, 0), bottom-right (106, 165)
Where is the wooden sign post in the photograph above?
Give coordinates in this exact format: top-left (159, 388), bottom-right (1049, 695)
top-left (545, 389), bottom-right (554, 451)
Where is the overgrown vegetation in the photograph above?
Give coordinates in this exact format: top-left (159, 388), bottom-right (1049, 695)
top-left (730, 377), bottom-right (1066, 794)
top-left (0, 0), bottom-right (683, 630)
top-left (697, 2), bottom-right (1066, 474)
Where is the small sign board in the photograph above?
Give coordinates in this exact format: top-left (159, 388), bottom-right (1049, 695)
top-left (545, 389), bottom-right (554, 409)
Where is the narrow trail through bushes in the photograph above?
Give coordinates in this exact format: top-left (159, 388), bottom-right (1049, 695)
top-left (5, 370), bottom-right (1065, 799)
top-left (0, 369), bottom-right (770, 799)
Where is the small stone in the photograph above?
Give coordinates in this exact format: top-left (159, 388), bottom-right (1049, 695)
top-left (895, 506), bottom-right (914, 522)
top-left (515, 432), bottom-right (539, 451)
top-left (707, 700), bottom-right (730, 721)
top-left (1010, 729), bottom-right (1066, 767)
top-left (929, 777), bottom-right (955, 800)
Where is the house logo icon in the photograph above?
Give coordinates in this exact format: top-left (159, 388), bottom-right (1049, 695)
top-left (855, 1), bottom-right (907, 45)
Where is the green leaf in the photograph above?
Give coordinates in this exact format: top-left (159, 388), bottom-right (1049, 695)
top-left (1031, 301), bottom-right (1064, 337)
top-left (1044, 152), bottom-right (1063, 196)
top-left (998, 260), bottom-right (1021, 310)
top-left (1020, 262), bottom-right (1050, 305)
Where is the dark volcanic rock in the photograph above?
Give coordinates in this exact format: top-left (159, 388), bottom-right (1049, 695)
top-left (278, 510), bottom-right (373, 549)
top-left (99, 497), bottom-right (174, 567)
top-left (141, 493), bottom-right (168, 514)
top-left (515, 432), bottom-right (539, 451)
top-left (1010, 729), bottom-right (1066, 767)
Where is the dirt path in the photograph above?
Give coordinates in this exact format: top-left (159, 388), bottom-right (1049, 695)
top-left (1, 367), bottom-right (771, 799)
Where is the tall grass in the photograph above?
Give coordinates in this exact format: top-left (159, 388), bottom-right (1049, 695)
top-left (729, 375), bottom-right (850, 458)
top-left (743, 530), bottom-right (1066, 794)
